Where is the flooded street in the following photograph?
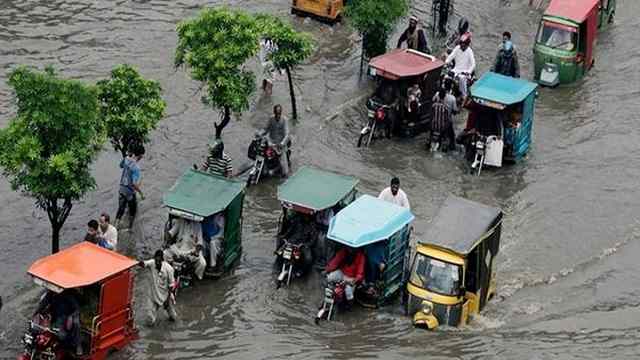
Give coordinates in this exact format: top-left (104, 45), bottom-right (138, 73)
top-left (2, 0), bottom-right (640, 358)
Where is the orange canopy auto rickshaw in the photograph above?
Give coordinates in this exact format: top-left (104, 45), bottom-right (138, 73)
top-left (19, 243), bottom-right (138, 360)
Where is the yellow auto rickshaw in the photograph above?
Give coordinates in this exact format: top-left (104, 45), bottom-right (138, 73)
top-left (406, 196), bottom-right (502, 329)
top-left (291, 0), bottom-right (344, 23)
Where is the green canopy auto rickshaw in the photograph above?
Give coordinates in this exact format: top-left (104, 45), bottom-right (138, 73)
top-left (275, 166), bottom-right (359, 287)
top-left (407, 196), bottom-right (502, 329)
top-left (533, 0), bottom-right (616, 86)
top-left (162, 169), bottom-right (245, 284)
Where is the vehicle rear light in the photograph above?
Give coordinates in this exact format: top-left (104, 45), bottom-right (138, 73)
top-left (327, 4), bottom-right (332, 15)
top-left (292, 0), bottom-right (297, 6)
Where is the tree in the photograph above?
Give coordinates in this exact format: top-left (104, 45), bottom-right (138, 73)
top-left (345, 0), bottom-right (409, 59)
top-left (97, 64), bottom-right (166, 158)
top-left (0, 67), bottom-right (103, 253)
top-left (175, 7), bottom-right (260, 138)
top-left (257, 15), bottom-right (314, 120)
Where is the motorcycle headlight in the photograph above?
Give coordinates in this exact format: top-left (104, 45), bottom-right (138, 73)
top-left (23, 333), bottom-right (33, 345)
top-left (421, 301), bottom-right (433, 315)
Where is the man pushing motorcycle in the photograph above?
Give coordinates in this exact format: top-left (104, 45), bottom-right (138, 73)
top-left (263, 104), bottom-right (291, 178)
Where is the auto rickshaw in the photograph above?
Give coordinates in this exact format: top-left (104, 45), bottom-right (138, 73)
top-left (291, 0), bottom-right (343, 23)
top-left (316, 195), bottom-right (414, 321)
top-left (276, 166), bottom-right (358, 288)
top-left (358, 49), bottom-right (445, 147)
top-left (533, 0), bottom-right (616, 86)
top-left (407, 195), bottom-right (502, 330)
top-left (19, 242), bottom-right (138, 360)
top-left (162, 169), bottom-right (245, 284)
top-left (460, 72), bottom-right (538, 175)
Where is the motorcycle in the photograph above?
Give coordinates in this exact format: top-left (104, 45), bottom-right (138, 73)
top-left (440, 63), bottom-right (476, 104)
top-left (315, 280), bottom-right (348, 323)
top-left (19, 315), bottom-right (65, 360)
top-left (275, 239), bottom-right (311, 289)
top-left (247, 131), bottom-right (291, 185)
top-left (470, 134), bottom-right (487, 176)
top-left (357, 103), bottom-right (391, 148)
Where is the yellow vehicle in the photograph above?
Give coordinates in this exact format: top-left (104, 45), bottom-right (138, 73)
top-left (406, 196), bottom-right (502, 329)
top-left (291, 0), bottom-right (344, 23)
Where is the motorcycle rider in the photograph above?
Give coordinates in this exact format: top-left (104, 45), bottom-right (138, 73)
top-left (493, 31), bottom-right (520, 78)
top-left (263, 104), bottom-right (290, 177)
top-left (325, 246), bottom-right (366, 307)
top-left (445, 32), bottom-right (476, 103)
top-left (397, 16), bottom-right (431, 54)
top-left (35, 290), bottom-right (82, 356)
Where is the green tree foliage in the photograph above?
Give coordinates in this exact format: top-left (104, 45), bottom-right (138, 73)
top-left (0, 67), bottom-right (103, 253)
top-left (345, 0), bottom-right (409, 59)
top-left (175, 7), bottom-right (260, 138)
top-left (256, 15), bottom-right (314, 120)
top-left (97, 65), bottom-right (166, 158)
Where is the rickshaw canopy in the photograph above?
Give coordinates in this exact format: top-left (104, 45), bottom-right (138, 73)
top-left (544, 0), bottom-right (599, 23)
top-left (369, 49), bottom-right (444, 80)
top-left (470, 72), bottom-right (538, 107)
top-left (163, 169), bottom-right (246, 217)
top-left (419, 196), bottom-right (502, 255)
top-left (28, 242), bottom-right (138, 292)
top-left (328, 194), bottom-right (414, 248)
top-left (277, 166), bottom-right (358, 212)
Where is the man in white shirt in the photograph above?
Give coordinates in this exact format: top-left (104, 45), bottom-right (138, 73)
top-left (445, 32), bottom-right (476, 101)
top-left (98, 213), bottom-right (118, 251)
top-left (138, 250), bottom-right (177, 326)
top-left (378, 177), bottom-right (410, 210)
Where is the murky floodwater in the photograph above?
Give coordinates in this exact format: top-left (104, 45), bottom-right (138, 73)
top-left (1, 0), bottom-right (640, 359)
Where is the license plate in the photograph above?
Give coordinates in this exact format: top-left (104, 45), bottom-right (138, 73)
top-left (283, 249), bottom-right (292, 260)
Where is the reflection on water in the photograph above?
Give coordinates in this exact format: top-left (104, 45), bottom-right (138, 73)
top-left (1, 0), bottom-right (640, 359)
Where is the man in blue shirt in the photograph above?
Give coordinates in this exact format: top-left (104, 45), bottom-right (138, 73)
top-left (116, 144), bottom-right (145, 229)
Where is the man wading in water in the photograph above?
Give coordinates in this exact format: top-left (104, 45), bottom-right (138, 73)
top-left (115, 144), bottom-right (145, 230)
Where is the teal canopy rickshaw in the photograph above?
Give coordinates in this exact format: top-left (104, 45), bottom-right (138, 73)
top-left (274, 166), bottom-right (359, 287)
top-left (317, 194), bottom-right (414, 320)
top-left (463, 72), bottom-right (538, 175)
top-left (162, 169), bottom-right (245, 278)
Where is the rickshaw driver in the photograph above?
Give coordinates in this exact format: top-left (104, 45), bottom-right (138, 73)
top-left (397, 16), bottom-right (431, 54)
top-left (198, 139), bottom-right (233, 178)
top-left (263, 104), bottom-right (291, 177)
top-left (445, 32), bottom-right (476, 102)
top-left (35, 290), bottom-right (83, 356)
top-left (325, 247), bottom-right (366, 305)
top-left (165, 218), bottom-right (207, 280)
top-left (138, 250), bottom-right (178, 326)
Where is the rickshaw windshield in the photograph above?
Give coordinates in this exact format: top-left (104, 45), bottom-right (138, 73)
top-left (410, 253), bottom-right (461, 296)
top-left (537, 21), bottom-right (577, 51)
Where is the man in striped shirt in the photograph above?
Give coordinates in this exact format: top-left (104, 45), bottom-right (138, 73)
top-left (431, 90), bottom-right (456, 151)
top-left (201, 139), bottom-right (233, 178)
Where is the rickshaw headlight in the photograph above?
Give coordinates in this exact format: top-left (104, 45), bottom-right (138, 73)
top-left (421, 301), bottom-right (433, 315)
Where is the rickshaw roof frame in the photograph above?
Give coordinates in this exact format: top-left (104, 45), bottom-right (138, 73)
top-left (277, 166), bottom-right (359, 212)
top-left (470, 72), bottom-right (538, 107)
top-left (28, 242), bottom-right (138, 291)
top-left (419, 195), bottom-right (502, 255)
top-left (369, 48), bottom-right (444, 81)
top-left (544, 0), bottom-right (599, 24)
top-left (163, 168), bottom-right (246, 217)
top-left (327, 194), bottom-right (414, 248)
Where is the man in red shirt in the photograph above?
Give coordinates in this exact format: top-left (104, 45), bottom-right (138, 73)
top-left (325, 247), bottom-right (366, 303)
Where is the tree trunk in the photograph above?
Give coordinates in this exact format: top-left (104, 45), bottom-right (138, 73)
top-left (51, 222), bottom-right (62, 253)
top-left (215, 106), bottom-right (231, 139)
top-left (285, 67), bottom-right (297, 120)
top-left (45, 197), bottom-right (73, 254)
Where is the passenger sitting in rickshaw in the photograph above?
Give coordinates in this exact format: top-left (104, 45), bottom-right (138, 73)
top-left (202, 212), bottom-right (225, 271)
top-left (34, 290), bottom-right (83, 356)
top-left (325, 246), bottom-right (366, 307)
top-left (165, 217), bottom-right (207, 280)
